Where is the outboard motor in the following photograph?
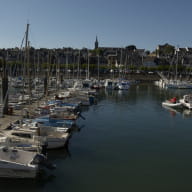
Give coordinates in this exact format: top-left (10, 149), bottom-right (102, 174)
top-left (41, 142), bottom-right (48, 156)
top-left (32, 154), bottom-right (47, 165)
top-left (32, 153), bottom-right (56, 170)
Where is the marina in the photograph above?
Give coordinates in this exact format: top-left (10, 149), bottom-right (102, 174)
top-left (0, 82), bottom-right (192, 191)
top-left (1, 0), bottom-right (192, 191)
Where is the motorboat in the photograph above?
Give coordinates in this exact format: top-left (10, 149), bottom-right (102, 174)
top-left (162, 101), bottom-right (182, 108)
top-left (0, 146), bottom-right (47, 178)
top-left (104, 79), bottom-right (117, 89)
top-left (162, 97), bottom-right (182, 108)
top-left (10, 123), bottom-right (70, 150)
top-left (117, 81), bottom-right (130, 90)
top-left (179, 94), bottom-right (192, 110)
top-left (1, 128), bottom-right (46, 152)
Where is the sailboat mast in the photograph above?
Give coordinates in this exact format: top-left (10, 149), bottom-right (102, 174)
top-left (27, 40), bottom-right (31, 100)
top-left (119, 48), bottom-right (123, 79)
top-left (175, 47), bottom-right (178, 82)
top-left (2, 55), bottom-right (8, 115)
top-left (22, 23), bottom-right (30, 102)
top-left (66, 49), bottom-right (69, 79)
top-left (97, 53), bottom-right (100, 81)
top-left (77, 50), bottom-right (80, 80)
top-left (24, 23), bottom-right (29, 79)
top-left (87, 50), bottom-right (90, 79)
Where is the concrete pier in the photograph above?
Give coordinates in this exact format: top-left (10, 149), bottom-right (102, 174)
top-left (0, 114), bottom-right (22, 130)
top-left (0, 97), bottom-right (50, 130)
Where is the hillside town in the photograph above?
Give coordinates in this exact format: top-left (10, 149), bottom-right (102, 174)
top-left (0, 38), bottom-right (192, 78)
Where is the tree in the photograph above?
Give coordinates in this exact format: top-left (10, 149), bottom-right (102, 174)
top-left (126, 45), bottom-right (136, 51)
top-left (163, 44), bottom-right (175, 56)
top-left (91, 48), bottom-right (103, 56)
top-left (157, 43), bottom-right (175, 57)
top-left (0, 58), bottom-right (3, 72)
top-left (145, 50), bottom-right (150, 55)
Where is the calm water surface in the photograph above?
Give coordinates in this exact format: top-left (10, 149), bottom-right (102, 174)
top-left (1, 83), bottom-right (192, 192)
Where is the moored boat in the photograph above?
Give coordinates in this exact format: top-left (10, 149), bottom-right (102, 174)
top-left (162, 97), bottom-right (182, 108)
top-left (0, 146), bottom-right (46, 178)
top-left (162, 101), bottom-right (182, 108)
top-left (179, 94), bottom-right (192, 110)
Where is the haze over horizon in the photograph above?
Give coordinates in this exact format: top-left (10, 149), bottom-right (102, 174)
top-left (0, 0), bottom-right (192, 51)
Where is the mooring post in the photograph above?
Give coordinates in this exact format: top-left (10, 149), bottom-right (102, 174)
top-left (2, 55), bottom-right (8, 115)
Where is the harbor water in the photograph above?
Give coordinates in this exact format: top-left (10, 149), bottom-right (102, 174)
top-left (1, 83), bottom-right (192, 192)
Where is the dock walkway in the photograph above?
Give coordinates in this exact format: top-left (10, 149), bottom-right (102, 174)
top-left (0, 114), bottom-right (22, 130)
top-left (0, 96), bottom-right (51, 130)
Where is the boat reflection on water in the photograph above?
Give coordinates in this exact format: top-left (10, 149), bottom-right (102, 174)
top-left (71, 124), bottom-right (84, 133)
top-left (162, 105), bottom-right (182, 116)
top-left (182, 109), bottom-right (192, 118)
top-left (48, 143), bottom-right (71, 161)
top-left (162, 105), bottom-right (192, 118)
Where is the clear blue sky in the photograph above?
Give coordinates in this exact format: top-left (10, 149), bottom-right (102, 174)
top-left (0, 0), bottom-right (192, 51)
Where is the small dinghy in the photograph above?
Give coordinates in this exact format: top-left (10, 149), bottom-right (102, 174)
top-left (162, 97), bottom-right (182, 108)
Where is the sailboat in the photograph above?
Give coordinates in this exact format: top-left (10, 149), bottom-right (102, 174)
top-left (165, 48), bottom-right (192, 89)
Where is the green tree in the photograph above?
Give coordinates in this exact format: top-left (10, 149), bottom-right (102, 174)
top-left (145, 50), bottom-right (150, 55)
top-left (157, 43), bottom-right (175, 57)
top-left (126, 45), bottom-right (137, 51)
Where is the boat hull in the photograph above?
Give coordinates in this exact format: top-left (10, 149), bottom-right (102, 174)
top-left (162, 101), bottom-right (182, 108)
top-left (179, 99), bottom-right (192, 110)
top-left (46, 137), bottom-right (68, 149)
top-left (0, 162), bottom-right (37, 178)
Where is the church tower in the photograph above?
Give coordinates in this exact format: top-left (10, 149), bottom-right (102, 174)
top-left (95, 36), bottom-right (99, 49)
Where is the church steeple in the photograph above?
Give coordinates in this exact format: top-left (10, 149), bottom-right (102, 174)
top-left (95, 36), bottom-right (99, 49)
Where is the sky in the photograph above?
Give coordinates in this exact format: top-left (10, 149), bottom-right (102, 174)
top-left (0, 0), bottom-right (192, 51)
